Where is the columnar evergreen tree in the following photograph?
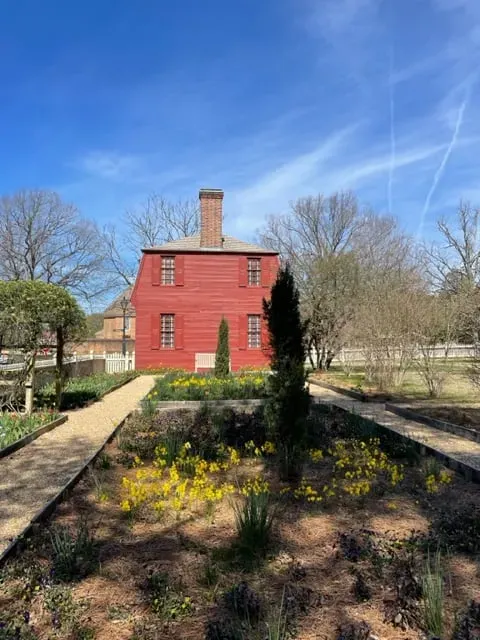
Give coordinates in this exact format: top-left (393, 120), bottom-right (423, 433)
top-left (263, 264), bottom-right (310, 481)
top-left (215, 317), bottom-right (230, 378)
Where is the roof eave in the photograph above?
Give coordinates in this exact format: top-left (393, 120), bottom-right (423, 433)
top-left (141, 247), bottom-right (278, 255)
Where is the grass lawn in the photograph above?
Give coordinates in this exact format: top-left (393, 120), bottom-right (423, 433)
top-left (312, 360), bottom-right (480, 430)
top-left (1, 404), bottom-right (480, 639)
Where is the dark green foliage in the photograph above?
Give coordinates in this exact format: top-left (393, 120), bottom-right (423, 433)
top-left (263, 264), bottom-right (310, 480)
top-left (336, 621), bottom-right (372, 640)
top-left (428, 503), bottom-right (480, 554)
top-left (37, 371), bottom-right (137, 410)
top-left (205, 618), bottom-right (243, 640)
top-left (452, 600), bottom-right (480, 640)
top-left (352, 572), bottom-right (371, 602)
top-left (49, 521), bottom-right (97, 581)
top-left (215, 317), bottom-right (230, 378)
top-left (223, 582), bottom-right (261, 622)
top-left (118, 406), bottom-right (267, 461)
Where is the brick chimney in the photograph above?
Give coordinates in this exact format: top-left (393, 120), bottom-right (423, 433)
top-left (199, 188), bottom-right (223, 248)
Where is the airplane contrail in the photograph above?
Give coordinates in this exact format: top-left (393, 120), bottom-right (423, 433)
top-left (388, 46), bottom-right (396, 214)
top-left (417, 94), bottom-right (469, 237)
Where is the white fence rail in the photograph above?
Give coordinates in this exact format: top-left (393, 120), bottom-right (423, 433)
top-left (320, 343), bottom-right (476, 366)
top-left (0, 351), bottom-right (136, 374)
top-left (105, 352), bottom-right (135, 373)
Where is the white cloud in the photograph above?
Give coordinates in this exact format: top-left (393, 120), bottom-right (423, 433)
top-left (78, 151), bottom-right (141, 180)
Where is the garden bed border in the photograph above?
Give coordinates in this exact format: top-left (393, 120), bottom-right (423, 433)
top-left (385, 403), bottom-right (480, 445)
top-left (308, 378), bottom-right (374, 402)
top-left (313, 399), bottom-right (480, 484)
top-left (0, 415), bottom-right (68, 459)
top-left (0, 411), bottom-right (133, 567)
top-left (154, 398), bottom-right (266, 410)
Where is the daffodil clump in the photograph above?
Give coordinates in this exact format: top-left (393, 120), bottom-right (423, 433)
top-left (121, 441), bottom-right (241, 517)
top-left (425, 469), bottom-right (451, 493)
top-left (153, 372), bottom-right (269, 401)
top-left (282, 438), bottom-right (404, 503)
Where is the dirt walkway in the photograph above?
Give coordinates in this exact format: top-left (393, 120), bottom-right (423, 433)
top-left (309, 383), bottom-right (480, 474)
top-left (0, 375), bottom-right (155, 556)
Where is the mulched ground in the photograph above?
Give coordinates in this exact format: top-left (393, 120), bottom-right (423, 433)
top-left (1, 424), bottom-right (480, 640)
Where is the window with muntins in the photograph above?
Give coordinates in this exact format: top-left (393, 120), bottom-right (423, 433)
top-left (248, 314), bottom-right (261, 348)
top-left (161, 314), bottom-right (175, 348)
top-left (248, 258), bottom-right (261, 286)
top-left (162, 256), bottom-right (175, 285)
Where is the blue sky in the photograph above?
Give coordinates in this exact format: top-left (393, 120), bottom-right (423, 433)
top-left (1, 0), bottom-right (479, 241)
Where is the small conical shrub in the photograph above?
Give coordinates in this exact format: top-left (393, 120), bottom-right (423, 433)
top-left (215, 317), bottom-right (230, 378)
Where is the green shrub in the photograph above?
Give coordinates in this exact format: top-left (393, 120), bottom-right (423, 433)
top-left (233, 491), bottom-right (274, 559)
top-left (50, 521), bottom-right (97, 581)
top-left (37, 371), bottom-right (136, 410)
top-left (263, 264), bottom-right (310, 481)
top-left (215, 317), bottom-right (230, 378)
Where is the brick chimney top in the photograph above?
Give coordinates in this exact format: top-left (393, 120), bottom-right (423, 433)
top-left (199, 188), bottom-right (224, 248)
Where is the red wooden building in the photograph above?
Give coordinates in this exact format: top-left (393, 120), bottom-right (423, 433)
top-left (131, 188), bottom-right (279, 371)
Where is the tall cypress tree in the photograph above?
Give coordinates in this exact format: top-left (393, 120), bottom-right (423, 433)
top-left (263, 264), bottom-right (310, 480)
top-left (215, 317), bottom-right (230, 378)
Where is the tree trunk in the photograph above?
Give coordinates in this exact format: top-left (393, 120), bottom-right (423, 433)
top-left (55, 326), bottom-right (64, 410)
top-left (24, 352), bottom-right (36, 415)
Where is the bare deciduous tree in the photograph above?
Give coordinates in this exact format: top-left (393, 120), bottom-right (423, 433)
top-left (426, 200), bottom-right (480, 291)
top-left (259, 191), bottom-right (420, 371)
top-left (104, 193), bottom-right (200, 286)
top-left (414, 294), bottom-right (461, 398)
top-left (0, 190), bottom-right (108, 301)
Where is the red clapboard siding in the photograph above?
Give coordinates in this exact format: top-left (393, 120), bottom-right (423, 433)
top-left (175, 314), bottom-right (184, 349)
top-left (238, 314), bottom-right (247, 350)
top-left (152, 255), bottom-right (161, 286)
top-left (151, 313), bottom-right (160, 349)
top-left (261, 257), bottom-right (270, 288)
top-left (134, 252), bottom-right (280, 371)
top-left (175, 255), bottom-right (185, 286)
top-left (238, 256), bottom-right (247, 287)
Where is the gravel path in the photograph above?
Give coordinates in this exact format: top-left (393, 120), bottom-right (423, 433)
top-left (309, 383), bottom-right (480, 473)
top-left (0, 375), bottom-right (155, 556)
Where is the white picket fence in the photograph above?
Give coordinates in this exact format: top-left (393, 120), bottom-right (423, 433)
top-left (0, 351), bottom-right (136, 374)
top-left (105, 351), bottom-right (135, 373)
top-left (318, 343), bottom-right (476, 365)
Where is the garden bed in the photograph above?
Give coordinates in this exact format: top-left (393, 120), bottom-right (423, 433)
top-left (149, 371), bottom-right (269, 403)
top-left (0, 411), bottom-right (64, 456)
top-left (35, 371), bottom-right (138, 411)
top-left (1, 405), bottom-right (480, 639)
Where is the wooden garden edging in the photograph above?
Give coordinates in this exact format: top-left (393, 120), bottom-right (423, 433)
top-left (385, 403), bottom-right (480, 445)
top-left (0, 415), bottom-right (68, 459)
top-left (155, 398), bottom-right (266, 410)
top-left (312, 398), bottom-right (480, 484)
top-left (0, 411), bottom-right (133, 568)
top-left (308, 378), bottom-right (372, 402)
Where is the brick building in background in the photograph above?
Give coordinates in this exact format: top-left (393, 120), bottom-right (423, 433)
top-left (131, 188), bottom-right (279, 371)
top-left (96, 287), bottom-right (136, 340)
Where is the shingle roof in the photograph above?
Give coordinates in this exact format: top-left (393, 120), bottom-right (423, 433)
top-left (143, 234), bottom-right (277, 255)
top-left (104, 286), bottom-right (136, 318)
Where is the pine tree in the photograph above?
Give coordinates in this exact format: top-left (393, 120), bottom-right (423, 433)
top-left (215, 317), bottom-right (230, 378)
top-left (263, 264), bottom-right (310, 481)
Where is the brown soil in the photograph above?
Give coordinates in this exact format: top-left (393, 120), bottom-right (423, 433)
top-left (407, 405), bottom-right (480, 431)
top-left (1, 430), bottom-right (480, 640)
